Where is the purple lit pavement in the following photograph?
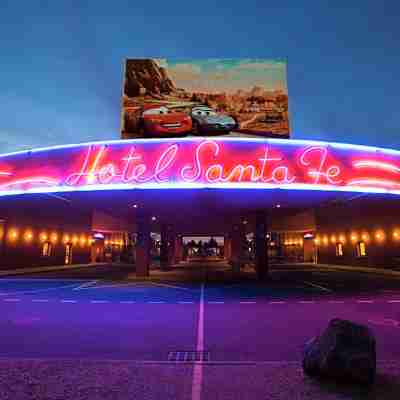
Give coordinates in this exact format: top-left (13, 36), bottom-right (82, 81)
top-left (0, 262), bottom-right (400, 399)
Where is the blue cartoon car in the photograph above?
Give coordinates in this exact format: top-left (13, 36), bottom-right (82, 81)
top-left (190, 106), bottom-right (238, 135)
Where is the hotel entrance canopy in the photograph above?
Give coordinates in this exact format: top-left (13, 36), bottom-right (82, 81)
top-left (1, 137), bottom-right (400, 233)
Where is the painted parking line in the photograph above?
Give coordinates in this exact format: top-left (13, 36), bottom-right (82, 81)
top-left (90, 300), bottom-right (109, 304)
top-left (147, 301), bottom-right (165, 304)
top-left (32, 299), bottom-right (49, 302)
top-left (368, 318), bottom-right (400, 328)
top-left (119, 301), bottom-right (136, 304)
top-left (298, 300), bottom-right (315, 304)
top-left (192, 283), bottom-right (204, 400)
top-left (147, 282), bottom-right (192, 291)
top-left (269, 301), bottom-right (286, 304)
top-left (357, 300), bottom-right (374, 303)
top-left (82, 281), bottom-right (148, 290)
top-left (387, 300), bottom-right (400, 303)
top-left (239, 301), bottom-right (257, 304)
top-left (0, 282), bottom-right (87, 296)
top-left (329, 300), bottom-right (345, 304)
top-left (302, 280), bottom-right (333, 293)
top-left (61, 300), bottom-right (77, 303)
top-left (3, 298), bottom-right (20, 302)
top-left (178, 301), bottom-right (194, 304)
top-left (72, 280), bottom-right (99, 290)
top-left (208, 301), bottom-right (225, 304)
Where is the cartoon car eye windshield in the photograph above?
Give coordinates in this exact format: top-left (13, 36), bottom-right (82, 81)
top-left (143, 107), bottom-right (169, 115)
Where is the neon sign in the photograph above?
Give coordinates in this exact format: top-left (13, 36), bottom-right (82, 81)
top-left (1, 138), bottom-right (400, 196)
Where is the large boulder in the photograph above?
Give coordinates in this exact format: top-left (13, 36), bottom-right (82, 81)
top-left (302, 318), bottom-right (376, 384)
top-left (124, 59), bottom-right (177, 98)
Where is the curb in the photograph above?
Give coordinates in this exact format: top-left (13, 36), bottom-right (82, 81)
top-left (0, 263), bottom-right (109, 277)
top-left (308, 263), bottom-right (400, 278)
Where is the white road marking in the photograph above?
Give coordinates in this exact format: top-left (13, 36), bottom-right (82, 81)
top-left (119, 301), bottom-right (136, 304)
top-left (61, 300), bottom-right (77, 303)
top-left (0, 278), bottom-right (87, 282)
top-left (208, 301), bottom-right (224, 304)
top-left (147, 301), bottom-right (165, 304)
top-left (3, 298), bottom-right (20, 302)
top-left (0, 282), bottom-right (82, 296)
top-left (32, 299), bottom-right (49, 302)
top-left (368, 318), bottom-right (400, 328)
top-left (269, 301), bottom-right (286, 304)
top-left (357, 300), bottom-right (374, 303)
top-left (298, 301), bottom-right (315, 304)
top-left (148, 282), bottom-right (191, 291)
top-left (387, 300), bottom-right (400, 303)
top-left (329, 300), bottom-right (345, 304)
top-left (178, 301), bottom-right (194, 304)
top-left (85, 281), bottom-right (147, 290)
top-left (192, 283), bottom-right (205, 400)
top-left (90, 300), bottom-right (109, 304)
top-left (302, 280), bottom-right (333, 293)
top-left (72, 280), bottom-right (99, 290)
top-left (240, 301), bottom-right (256, 304)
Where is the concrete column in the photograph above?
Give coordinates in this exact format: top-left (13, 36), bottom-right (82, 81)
top-left (167, 228), bottom-right (175, 267)
top-left (224, 235), bottom-right (231, 261)
top-left (135, 216), bottom-right (151, 277)
top-left (160, 224), bottom-right (169, 271)
top-left (230, 224), bottom-right (244, 274)
top-left (255, 211), bottom-right (268, 280)
top-left (174, 235), bottom-right (183, 264)
top-left (161, 224), bottom-right (176, 270)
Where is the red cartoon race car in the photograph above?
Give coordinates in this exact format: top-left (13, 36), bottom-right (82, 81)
top-left (137, 105), bottom-right (192, 137)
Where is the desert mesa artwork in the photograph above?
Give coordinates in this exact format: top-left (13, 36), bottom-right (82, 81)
top-left (121, 59), bottom-right (290, 139)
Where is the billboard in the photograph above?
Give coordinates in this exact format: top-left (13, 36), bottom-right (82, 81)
top-left (121, 58), bottom-right (289, 139)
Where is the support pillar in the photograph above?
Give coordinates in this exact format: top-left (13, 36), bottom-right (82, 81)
top-left (160, 224), bottom-right (169, 271)
top-left (161, 224), bottom-right (175, 270)
top-left (255, 211), bottom-right (268, 280)
top-left (174, 235), bottom-right (183, 264)
top-left (224, 235), bottom-right (231, 261)
top-left (167, 228), bottom-right (175, 267)
top-left (135, 215), bottom-right (151, 277)
top-left (230, 224), bottom-right (245, 274)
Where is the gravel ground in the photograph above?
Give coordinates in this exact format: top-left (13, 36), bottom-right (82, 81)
top-left (0, 360), bottom-right (192, 400)
top-left (0, 360), bottom-right (400, 400)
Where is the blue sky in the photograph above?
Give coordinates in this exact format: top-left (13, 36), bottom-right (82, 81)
top-left (1, 1), bottom-right (399, 152)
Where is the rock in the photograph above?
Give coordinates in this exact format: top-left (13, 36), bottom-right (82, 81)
top-left (124, 59), bottom-right (177, 98)
top-left (302, 318), bottom-right (376, 384)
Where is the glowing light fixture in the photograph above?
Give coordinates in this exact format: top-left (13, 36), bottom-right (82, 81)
top-left (40, 232), bottom-right (48, 242)
top-left (25, 230), bottom-right (33, 242)
top-left (361, 232), bottom-right (370, 242)
top-left (51, 233), bottom-right (58, 243)
top-left (9, 229), bottom-right (18, 240)
top-left (375, 230), bottom-right (385, 242)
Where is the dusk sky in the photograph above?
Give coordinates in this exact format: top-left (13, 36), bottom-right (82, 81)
top-left (1, 1), bottom-right (399, 152)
